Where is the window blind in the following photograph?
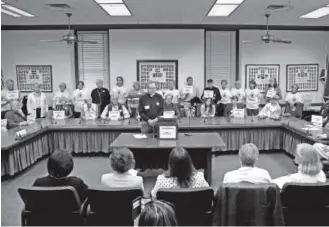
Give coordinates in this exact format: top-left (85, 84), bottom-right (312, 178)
top-left (206, 31), bottom-right (236, 88)
top-left (77, 31), bottom-right (109, 91)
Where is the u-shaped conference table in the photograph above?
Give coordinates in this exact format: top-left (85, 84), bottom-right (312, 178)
top-left (1, 117), bottom-right (327, 178)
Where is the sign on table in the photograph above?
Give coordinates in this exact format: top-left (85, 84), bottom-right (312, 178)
top-left (53, 111), bottom-right (65, 120)
top-left (109, 111), bottom-right (120, 121)
top-left (232, 109), bottom-right (245, 118)
top-left (311, 115), bottom-right (323, 127)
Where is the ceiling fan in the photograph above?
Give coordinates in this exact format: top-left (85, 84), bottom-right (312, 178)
top-left (242, 14), bottom-right (292, 44)
top-left (39, 13), bottom-right (98, 45)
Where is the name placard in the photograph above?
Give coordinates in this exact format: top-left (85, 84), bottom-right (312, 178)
top-left (159, 125), bottom-right (177, 140)
top-left (6, 90), bottom-right (19, 100)
top-left (109, 111), bottom-right (120, 121)
top-left (204, 90), bottom-right (214, 98)
top-left (266, 90), bottom-right (276, 98)
top-left (53, 111), bottom-right (65, 120)
top-left (183, 86), bottom-right (193, 94)
top-left (232, 109), bottom-right (245, 118)
top-left (163, 111), bottom-right (175, 118)
top-left (15, 129), bottom-right (27, 140)
top-left (311, 115), bottom-right (323, 128)
top-left (27, 115), bottom-right (35, 122)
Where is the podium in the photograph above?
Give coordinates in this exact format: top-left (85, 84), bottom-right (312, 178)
top-left (157, 117), bottom-right (178, 140)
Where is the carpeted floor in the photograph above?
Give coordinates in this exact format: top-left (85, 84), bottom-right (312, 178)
top-left (1, 152), bottom-right (296, 226)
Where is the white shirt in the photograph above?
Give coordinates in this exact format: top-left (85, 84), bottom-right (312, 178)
top-left (219, 89), bottom-right (232, 104)
top-left (163, 89), bottom-right (180, 104)
top-left (231, 88), bottom-right (245, 102)
top-left (272, 170), bottom-right (326, 189)
top-left (101, 172), bottom-right (144, 190)
top-left (223, 167), bottom-right (272, 184)
top-left (1, 89), bottom-right (20, 111)
top-left (285, 92), bottom-right (302, 104)
top-left (180, 84), bottom-right (198, 102)
top-left (245, 89), bottom-right (260, 109)
top-left (72, 88), bottom-right (89, 112)
top-left (53, 90), bottom-right (70, 106)
top-left (100, 104), bottom-right (130, 119)
top-left (111, 85), bottom-right (128, 105)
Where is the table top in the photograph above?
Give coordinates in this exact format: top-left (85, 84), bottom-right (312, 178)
top-left (110, 133), bottom-right (226, 149)
top-left (2, 117), bottom-right (328, 151)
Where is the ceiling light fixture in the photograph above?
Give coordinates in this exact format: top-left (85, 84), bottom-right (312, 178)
top-left (301, 5), bottom-right (329, 18)
top-left (95, 0), bottom-right (123, 3)
top-left (208, 0), bottom-right (244, 17)
top-left (99, 3), bottom-right (131, 16)
top-left (2, 4), bottom-right (34, 17)
top-left (1, 8), bottom-right (21, 17)
top-left (216, 0), bottom-right (244, 4)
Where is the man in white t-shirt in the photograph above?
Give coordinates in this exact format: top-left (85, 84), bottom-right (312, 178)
top-left (111, 76), bottom-right (128, 105)
top-left (231, 81), bottom-right (245, 103)
top-left (223, 143), bottom-right (272, 184)
top-left (1, 79), bottom-right (21, 111)
top-left (163, 80), bottom-right (180, 104)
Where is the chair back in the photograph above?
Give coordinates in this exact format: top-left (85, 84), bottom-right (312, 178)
top-left (157, 187), bottom-right (214, 226)
top-left (18, 186), bottom-right (82, 226)
top-left (84, 187), bottom-right (143, 226)
top-left (281, 182), bottom-right (329, 226)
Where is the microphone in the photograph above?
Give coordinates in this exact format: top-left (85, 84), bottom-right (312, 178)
top-left (251, 112), bottom-right (254, 122)
top-left (185, 106), bottom-right (192, 136)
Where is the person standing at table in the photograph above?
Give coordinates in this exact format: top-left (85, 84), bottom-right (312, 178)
top-left (111, 76), bottom-right (128, 106)
top-left (127, 81), bottom-right (145, 118)
top-left (180, 77), bottom-right (198, 117)
top-left (163, 80), bottom-right (180, 104)
top-left (201, 79), bottom-right (221, 106)
top-left (231, 80), bottom-right (245, 104)
top-left (27, 83), bottom-right (48, 119)
top-left (218, 80), bottom-right (232, 116)
top-left (53, 82), bottom-right (70, 109)
top-left (258, 96), bottom-right (281, 120)
top-left (201, 98), bottom-right (216, 118)
top-left (81, 98), bottom-right (98, 120)
top-left (245, 80), bottom-right (261, 116)
top-left (72, 81), bottom-right (89, 118)
top-left (264, 78), bottom-right (282, 103)
top-left (4, 99), bottom-right (29, 129)
top-left (101, 95), bottom-right (130, 120)
top-left (138, 81), bottom-right (164, 134)
top-left (91, 79), bottom-right (110, 117)
top-left (1, 79), bottom-right (21, 111)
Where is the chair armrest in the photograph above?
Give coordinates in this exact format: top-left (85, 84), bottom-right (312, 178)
top-left (21, 207), bottom-right (31, 226)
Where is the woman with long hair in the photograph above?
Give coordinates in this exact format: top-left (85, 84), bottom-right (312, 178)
top-left (264, 77), bottom-right (282, 102)
top-left (151, 147), bottom-right (209, 198)
top-left (201, 98), bottom-right (215, 118)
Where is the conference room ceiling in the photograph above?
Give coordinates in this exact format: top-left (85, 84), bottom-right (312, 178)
top-left (1, 0), bottom-right (329, 27)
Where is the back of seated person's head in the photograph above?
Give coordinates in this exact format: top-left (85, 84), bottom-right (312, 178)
top-left (295, 143), bottom-right (322, 176)
top-left (138, 200), bottom-right (178, 226)
top-left (166, 147), bottom-right (196, 188)
top-left (239, 143), bottom-right (259, 167)
top-left (110, 147), bottom-right (135, 174)
top-left (47, 150), bottom-right (74, 179)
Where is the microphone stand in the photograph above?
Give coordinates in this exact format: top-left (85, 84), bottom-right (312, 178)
top-left (251, 112), bottom-right (254, 122)
top-left (185, 106), bottom-right (192, 136)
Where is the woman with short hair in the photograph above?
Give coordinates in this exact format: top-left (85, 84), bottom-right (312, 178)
top-left (33, 150), bottom-right (88, 201)
top-left (138, 200), bottom-right (178, 226)
top-left (101, 147), bottom-right (143, 190)
top-left (273, 143), bottom-right (326, 189)
top-left (151, 147), bottom-right (209, 198)
top-left (27, 83), bottom-right (48, 118)
top-left (53, 82), bottom-right (71, 109)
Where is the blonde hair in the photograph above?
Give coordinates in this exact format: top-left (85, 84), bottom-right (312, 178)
top-left (295, 143), bottom-right (322, 176)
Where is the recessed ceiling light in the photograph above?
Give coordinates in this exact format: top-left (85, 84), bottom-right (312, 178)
top-left (95, 0), bottom-right (123, 3)
top-left (208, 4), bottom-right (238, 16)
top-left (216, 0), bottom-right (244, 4)
top-left (1, 8), bottom-right (21, 17)
top-left (2, 4), bottom-right (34, 17)
top-left (99, 3), bottom-right (131, 16)
top-left (301, 6), bottom-right (329, 18)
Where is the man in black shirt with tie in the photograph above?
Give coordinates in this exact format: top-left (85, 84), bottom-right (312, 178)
top-left (91, 79), bottom-right (110, 117)
top-left (138, 81), bottom-right (164, 133)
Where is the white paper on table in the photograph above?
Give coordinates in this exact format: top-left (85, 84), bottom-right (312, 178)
top-left (163, 111), bottom-right (175, 118)
top-left (6, 90), bottom-right (19, 100)
top-left (27, 115), bottom-right (36, 122)
top-left (311, 115), bottom-right (323, 127)
top-left (183, 86), bottom-right (193, 94)
top-left (203, 90), bottom-right (214, 98)
top-left (232, 109), bottom-right (244, 118)
top-left (53, 111), bottom-right (65, 120)
top-left (133, 134), bottom-right (147, 139)
top-left (301, 127), bottom-right (321, 131)
top-left (109, 110), bottom-right (120, 121)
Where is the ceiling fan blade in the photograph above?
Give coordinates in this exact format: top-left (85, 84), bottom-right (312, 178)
top-left (242, 40), bottom-right (263, 44)
top-left (272, 39), bottom-right (292, 44)
top-left (75, 40), bottom-right (98, 44)
top-left (39, 40), bottom-right (63, 43)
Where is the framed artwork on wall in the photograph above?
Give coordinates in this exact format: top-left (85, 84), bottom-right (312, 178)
top-left (137, 60), bottom-right (178, 90)
top-left (286, 64), bottom-right (318, 92)
top-left (16, 65), bottom-right (53, 92)
top-left (245, 64), bottom-right (280, 92)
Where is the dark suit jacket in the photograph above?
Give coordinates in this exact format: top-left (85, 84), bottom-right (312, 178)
top-left (212, 182), bottom-right (284, 226)
top-left (33, 175), bottom-right (88, 202)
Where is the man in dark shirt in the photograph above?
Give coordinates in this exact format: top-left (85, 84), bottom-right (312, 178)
top-left (90, 79), bottom-right (111, 117)
top-left (138, 81), bottom-right (164, 133)
top-left (201, 79), bottom-right (221, 104)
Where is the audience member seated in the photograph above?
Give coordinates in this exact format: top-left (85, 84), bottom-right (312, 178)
top-left (313, 139), bottom-right (329, 161)
top-left (1, 79), bottom-right (21, 111)
top-left (163, 94), bottom-right (180, 118)
top-left (201, 98), bottom-right (215, 118)
top-left (101, 95), bottom-right (130, 120)
top-left (4, 99), bottom-right (28, 129)
top-left (258, 96), bottom-right (281, 120)
top-left (224, 96), bottom-right (245, 117)
top-left (163, 80), bottom-right (180, 105)
top-left (127, 81), bottom-right (145, 118)
top-left (72, 81), bottom-right (89, 118)
top-left (264, 78), bottom-right (282, 102)
top-left (273, 143), bottom-right (326, 189)
top-left (231, 80), bottom-right (245, 104)
top-left (223, 143), bottom-right (272, 183)
top-left (81, 98), bottom-right (98, 120)
top-left (53, 82), bottom-right (71, 109)
top-left (101, 147), bottom-right (144, 190)
top-left (33, 150), bottom-right (88, 202)
top-left (283, 84), bottom-right (303, 118)
top-left (138, 200), bottom-right (178, 226)
top-left (218, 80), bottom-right (232, 116)
top-left (151, 147), bottom-right (209, 198)
top-left (27, 83), bottom-right (48, 119)
top-left (111, 76), bottom-right (128, 106)
top-left (201, 79), bottom-right (221, 106)
top-left (245, 80), bottom-right (260, 116)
